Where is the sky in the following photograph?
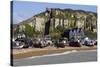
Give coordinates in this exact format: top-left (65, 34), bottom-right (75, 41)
top-left (12, 1), bottom-right (97, 24)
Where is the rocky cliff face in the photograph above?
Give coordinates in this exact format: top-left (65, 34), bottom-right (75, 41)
top-left (17, 8), bottom-right (97, 32)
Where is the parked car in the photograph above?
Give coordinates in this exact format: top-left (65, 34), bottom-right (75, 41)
top-left (69, 38), bottom-right (81, 47)
top-left (14, 37), bottom-right (29, 48)
top-left (93, 40), bottom-right (97, 45)
top-left (82, 37), bottom-right (94, 47)
top-left (43, 35), bottom-right (53, 46)
top-left (54, 38), bottom-right (67, 48)
top-left (32, 38), bottom-right (47, 48)
top-left (12, 33), bottom-right (30, 49)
